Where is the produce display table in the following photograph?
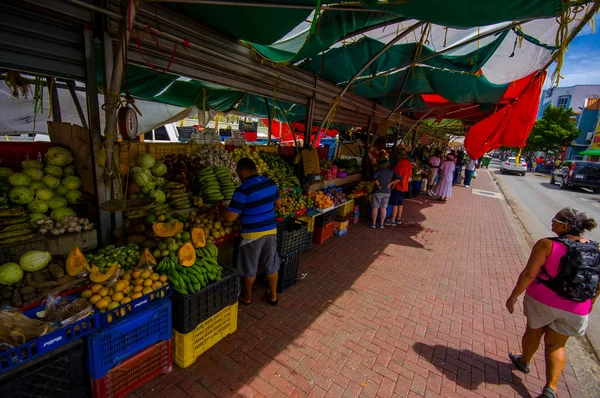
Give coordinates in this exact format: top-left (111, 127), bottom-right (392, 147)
top-left (308, 173), bottom-right (362, 192)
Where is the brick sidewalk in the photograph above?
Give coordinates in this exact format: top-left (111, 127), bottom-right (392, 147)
top-left (136, 170), bottom-right (583, 398)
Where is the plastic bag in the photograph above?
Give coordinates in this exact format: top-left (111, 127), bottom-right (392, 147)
top-left (473, 171), bottom-right (478, 179)
top-left (38, 294), bottom-right (94, 326)
top-left (0, 311), bottom-right (53, 351)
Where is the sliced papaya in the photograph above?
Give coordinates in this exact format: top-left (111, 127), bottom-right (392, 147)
top-left (178, 242), bottom-right (196, 267)
top-left (66, 246), bottom-right (91, 276)
top-left (89, 264), bottom-right (117, 283)
top-left (191, 228), bottom-right (206, 249)
top-left (137, 248), bottom-right (157, 268)
top-left (152, 221), bottom-right (184, 237)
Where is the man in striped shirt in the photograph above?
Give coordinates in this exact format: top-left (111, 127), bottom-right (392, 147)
top-left (220, 158), bottom-right (281, 306)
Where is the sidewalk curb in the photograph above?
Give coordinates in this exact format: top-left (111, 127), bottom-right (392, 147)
top-left (488, 170), bottom-right (600, 398)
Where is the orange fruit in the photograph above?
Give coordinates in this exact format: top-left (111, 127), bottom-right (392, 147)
top-left (131, 292), bottom-right (143, 300)
top-left (123, 286), bottom-right (131, 295)
top-left (143, 279), bottom-right (153, 287)
top-left (81, 290), bottom-right (93, 299)
top-left (132, 270), bottom-right (142, 279)
top-left (121, 297), bottom-right (131, 305)
top-left (107, 301), bottom-right (120, 311)
top-left (151, 281), bottom-right (162, 290)
top-left (133, 278), bottom-right (144, 286)
top-left (112, 292), bottom-right (124, 302)
top-left (159, 275), bottom-right (168, 283)
top-left (142, 287), bottom-right (153, 295)
top-left (150, 273), bottom-right (160, 281)
top-left (89, 294), bottom-right (102, 305)
top-left (98, 287), bottom-right (109, 297)
top-left (113, 280), bottom-right (127, 292)
top-left (133, 285), bottom-right (144, 293)
top-left (140, 270), bottom-right (151, 279)
top-left (91, 284), bottom-right (103, 294)
top-left (95, 298), bottom-right (110, 310)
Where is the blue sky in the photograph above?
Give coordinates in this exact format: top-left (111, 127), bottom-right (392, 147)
top-left (545, 14), bottom-right (600, 88)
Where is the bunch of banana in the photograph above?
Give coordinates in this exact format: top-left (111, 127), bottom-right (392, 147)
top-left (215, 166), bottom-right (235, 201)
top-left (0, 207), bottom-right (38, 245)
top-left (196, 166), bottom-right (224, 202)
top-left (165, 182), bottom-right (192, 210)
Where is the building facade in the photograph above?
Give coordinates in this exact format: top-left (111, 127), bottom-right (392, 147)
top-left (537, 85), bottom-right (600, 160)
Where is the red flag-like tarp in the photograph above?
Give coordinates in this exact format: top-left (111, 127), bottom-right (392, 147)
top-left (465, 71), bottom-right (546, 159)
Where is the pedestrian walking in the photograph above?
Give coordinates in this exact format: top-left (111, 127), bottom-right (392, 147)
top-left (388, 148), bottom-right (412, 226)
top-left (463, 157), bottom-right (477, 187)
top-left (370, 157), bottom-right (401, 229)
top-left (453, 148), bottom-right (465, 185)
top-left (434, 154), bottom-right (456, 201)
top-left (506, 207), bottom-right (600, 398)
top-left (426, 149), bottom-right (442, 196)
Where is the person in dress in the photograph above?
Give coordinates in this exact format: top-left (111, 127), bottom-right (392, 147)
top-left (426, 149), bottom-right (442, 196)
top-left (434, 154), bottom-right (456, 201)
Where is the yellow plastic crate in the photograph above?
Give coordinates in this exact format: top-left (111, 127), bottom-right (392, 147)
top-left (335, 199), bottom-right (355, 218)
top-left (172, 302), bottom-right (238, 368)
top-left (297, 215), bottom-right (315, 232)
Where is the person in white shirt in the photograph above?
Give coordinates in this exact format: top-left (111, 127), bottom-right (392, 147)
top-left (427, 149), bottom-right (442, 196)
top-left (463, 157), bottom-right (477, 187)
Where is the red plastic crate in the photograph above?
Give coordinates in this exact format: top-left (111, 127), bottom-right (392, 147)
top-left (0, 142), bottom-right (56, 170)
top-left (90, 340), bottom-right (172, 398)
top-left (313, 222), bottom-right (334, 244)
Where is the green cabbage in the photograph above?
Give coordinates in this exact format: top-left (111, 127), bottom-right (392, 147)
top-left (0, 167), bottom-right (13, 179)
top-left (65, 190), bottom-right (83, 204)
top-left (8, 172), bottom-right (31, 187)
top-left (29, 181), bottom-right (47, 191)
top-left (24, 168), bottom-right (44, 181)
top-left (45, 147), bottom-right (73, 166)
top-left (35, 188), bottom-right (54, 201)
top-left (20, 251), bottom-right (52, 272)
top-left (28, 199), bottom-right (49, 214)
top-left (0, 263), bottom-right (24, 285)
top-left (9, 187), bottom-right (34, 205)
top-left (42, 175), bottom-right (60, 189)
top-left (151, 162), bottom-right (167, 177)
top-left (155, 177), bottom-right (165, 187)
top-left (48, 196), bottom-right (67, 209)
top-left (63, 165), bottom-right (75, 177)
top-left (30, 213), bottom-right (48, 223)
top-left (50, 206), bottom-right (76, 222)
top-left (132, 171), bottom-right (156, 190)
top-left (53, 185), bottom-right (69, 197)
top-left (149, 190), bottom-right (166, 203)
top-left (21, 160), bottom-right (44, 169)
top-left (62, 176), bottom-right (82, 190)
top-left (44, 165), bottom-right (63, 178)
top-left (136, 153), bottom-right (156, 169)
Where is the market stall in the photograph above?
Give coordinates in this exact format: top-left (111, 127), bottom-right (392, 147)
top-left (0, 0), bottom-right (597, 396)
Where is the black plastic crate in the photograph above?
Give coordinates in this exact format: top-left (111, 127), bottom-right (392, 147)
top-left (278, 250), bottom-right (301, 293)
top-left (314, 210), bottom-right (336, 228)
top-left (0, 339), bottom-right (88, 398)
top-left (277, 218), bottom-right (310, 255)
top-left (172, 267), bottom-right (240, 334)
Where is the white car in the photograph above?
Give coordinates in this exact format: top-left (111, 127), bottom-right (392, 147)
top-left (500, 157), bottom-right (527, 176)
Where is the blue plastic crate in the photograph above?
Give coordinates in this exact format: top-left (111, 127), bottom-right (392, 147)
top-left (98, 283), bottom-right (172, 327)
top-left (86, 299), bottom-right (172, 379)
top-left (0, 303), bottom-right (100, 374)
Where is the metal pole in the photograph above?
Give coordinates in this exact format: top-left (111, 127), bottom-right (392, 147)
top-left (304, 96), bottom-right (314, 148)
top-left (66, 80), bottom-right (88, 129)
top-left (103, 0), bottom-right (139, 177)
top-left (354, 19), bottom-right (530, 87)
top-left (312, 21), bottom-right (425, 146)
top-left (147, 0), bottom-right (374, 11)
top-left (84, 29), bottom-right (113, 246)
top-left (264, 97), bottom-right (272, 145)
top-left (48, 77), bottom-right (62, 122)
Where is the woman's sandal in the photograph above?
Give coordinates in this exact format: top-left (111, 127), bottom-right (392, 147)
top-left (537, 387), bottom-right (557, 398)
top-left (238, 297), bottom-right (252, 305)
top-left (266, 291), bottom-right (278, 306)
top-left (509, 352), bottom-right (531, 374)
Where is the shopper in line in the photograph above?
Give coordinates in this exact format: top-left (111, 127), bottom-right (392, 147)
top-left (434, 154), bottom-right (455, 201)
top-left (219, 158), bottom-right (281, 306)
top-left (463, 156), bottom-right (477, 188)
top-left (370, 157), bottom-right (401, 229)
top-left (506, 207), bottom-right (600, 398)
top-left (453, 148), bottom-right (465, 185)
top-left (426, 149), bottom-right (442, 196)
top-left (388, 148), bottom-right (412, 226)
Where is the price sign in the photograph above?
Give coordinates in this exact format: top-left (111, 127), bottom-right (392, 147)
top-left (302, 148), bottom-right (320, 174)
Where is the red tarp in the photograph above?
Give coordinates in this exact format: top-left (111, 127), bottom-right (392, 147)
top-left (464, 71), bottom-right (546, 159)
top-left (261, 119), bottom-right (338, 147)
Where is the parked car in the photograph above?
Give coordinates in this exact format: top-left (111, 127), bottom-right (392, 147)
top-left (550, 161), bottom-right (600, 192)
top-left (500, 157), bottom-right (527, 176)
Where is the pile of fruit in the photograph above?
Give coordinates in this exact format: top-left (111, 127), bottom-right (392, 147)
top-left (326, 188), bottom-right (347, 206)
top-left (195, 166), bottom-right (236, 203)
top-left (0, 250), bottom-right (87, 308)
top-left (162, 154), bottom-right (203, 190)
top-left (188, 211), bottom-right (239, 241)
top-left (164, 181), bottom-right (193, 210)
top-left (275, 189), bottom-right (306, 217)
top-left (231, 145), bottom-right (269, 175)
top-left (85, 244), bottom-right (141, 274)
top-left (193, 145), bottom-right (240, 184)
top-left (0, 147), bottom-right (88, 242)
top-left (166, 243), bottom-right (222, 295)
top-left (354, 181), bottom-right (375, 193)
top-left (306, 191), bottom-right (333, 209)
top-left (260, 152), bottom-right (300, 189)
top-left (126, 153), bottom-right (167, 203)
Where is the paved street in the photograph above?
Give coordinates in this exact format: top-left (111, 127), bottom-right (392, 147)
top-left (491, 158), bottom-right (600, 393)
top-left (137, 170), bottom-right (586, 398)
